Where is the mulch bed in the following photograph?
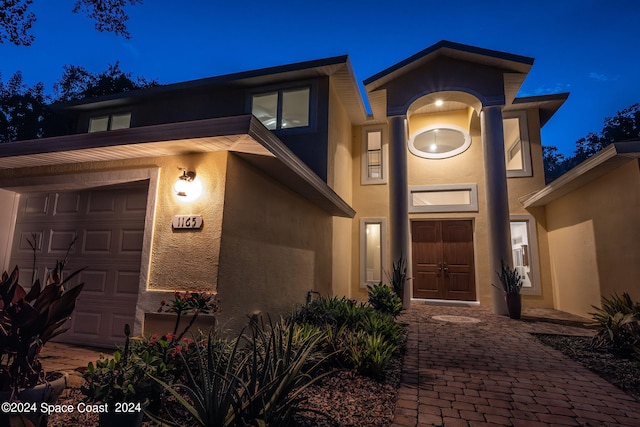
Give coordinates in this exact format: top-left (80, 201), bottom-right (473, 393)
top-left (534, 333), bottom-right (640, 401)
top-left (48, 344), bottom-right (403, 427)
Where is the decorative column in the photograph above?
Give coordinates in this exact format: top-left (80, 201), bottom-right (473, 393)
top-left (388, 115), bottom-right (411, 309)
top-left (481, 105), bottom-right (512, 315)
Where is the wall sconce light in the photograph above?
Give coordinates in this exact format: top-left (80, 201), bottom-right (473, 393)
top-left (174, 170), bottom-right (203, 202)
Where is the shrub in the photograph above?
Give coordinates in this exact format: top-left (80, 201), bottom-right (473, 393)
top-left (346, 330), bottom-right (398, 378)
top-left (292, 296), bottom-right (402, 377)
top-left (590, 292), bottom-right (640, 353)
top-left (148, 317), bottom-right (330, 427)
top-left (367, 283), bottom-right (402, 317)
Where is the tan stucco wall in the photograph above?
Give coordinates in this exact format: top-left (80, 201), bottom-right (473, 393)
top-left (216, 154), bottom-right (333, 331)
top-left (545, 159), bottom-right (640, 317)
top-left (508, 109), bottom-right (554, 308)
top-left (351, 124), bottom-right (390, 300)
top-left (146, 152), bottom-right (227, 292)
top-left (507, 109), bottom-right (546, 214)
top-left (328, 83), bottom-right (354, 298)
top-left (0, 152), bottom-right (229, 336)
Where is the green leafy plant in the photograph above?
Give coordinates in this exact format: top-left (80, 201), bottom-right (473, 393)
top-left (82, 324), bottom-right (171, 405)
top-left (494, 259), bottom-right (523, 295)
top-left (367, 283), bottom-right (402, 317)
top-left (83, 290), bottom-right (219, 409)
top-left (148, 317), bottom-right (330, 427)
top-left (292, 296), bottom-right (402, 377)
top-left (346, 331), bottom-right (398, 379)
top-left (590, 292), bottom-right (640, 353)
top-left (386, 253), bottom-right (408, 297)
top-left (0, 237), bottom-right (84, 395)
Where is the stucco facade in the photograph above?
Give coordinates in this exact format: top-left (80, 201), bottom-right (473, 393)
top-left (0, 41), bottom-right (636, 346)
top-left (524, 145), bottom-right (640, 317)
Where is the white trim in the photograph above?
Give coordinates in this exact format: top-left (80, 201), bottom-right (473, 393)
top-left (408, 124), bottom-right (471, 159)
top-left (503, 110), bottom-right (532, 178)
top-left (361, 127), bottom-right (388, 185)
top-left (359, 217), bottom-right (387, 288)
top-left (409, 184), bottom-right (478, 213)
top-left (510, 214), bottom-right (541, 296)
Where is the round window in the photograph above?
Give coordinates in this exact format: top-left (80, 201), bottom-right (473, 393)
top-left (408, 125), bottom-right (471, 159)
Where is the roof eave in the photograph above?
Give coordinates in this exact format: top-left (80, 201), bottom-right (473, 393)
top-left (521, 141), bottom-right (640, 208)
top-left (364, 40), bottom-right (534, 92)
top-left (59, 55), bottom-right (352, 111)
top-left (0, 116), bottom-right (355, 218)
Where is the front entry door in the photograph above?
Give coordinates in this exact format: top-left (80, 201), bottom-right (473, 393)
top-left (412, 220), bottom-right (476, 301)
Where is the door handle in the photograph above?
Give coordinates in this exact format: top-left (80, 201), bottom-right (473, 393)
top-left (437, 261), bottom-right (442, 275)
top-left (443, 261), bottom-right (449, 275)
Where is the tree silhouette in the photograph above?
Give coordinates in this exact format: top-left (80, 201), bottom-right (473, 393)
top-left (0, 0), bottom-right (143, 46)
top-left (1, 64), bottom-right (157, 142)
top-left (54, 62), bottom-right (157, 102)
top-left (0, 71), bottom-right (51, 141)
top-left (544, 103), bottom-right (640, 183)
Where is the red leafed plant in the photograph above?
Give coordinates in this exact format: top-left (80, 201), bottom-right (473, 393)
top-left (0, 236), bottom-right (84, 397)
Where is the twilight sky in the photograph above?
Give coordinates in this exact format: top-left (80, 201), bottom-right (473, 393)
top-left (1, 0), bottom-right (638, 155)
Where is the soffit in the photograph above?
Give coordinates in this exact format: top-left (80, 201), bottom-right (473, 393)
top-left (505, 93), bottom-right (569, 127)
top-left (521, 141), bottom-right (640, 207)
top-left (0, 116), bottom-right (355, 218)
top-left (329, 62), bottom-right (369, 125)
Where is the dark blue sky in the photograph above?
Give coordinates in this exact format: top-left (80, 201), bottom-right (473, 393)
top-left (2, 0), bottom-right (638, 155)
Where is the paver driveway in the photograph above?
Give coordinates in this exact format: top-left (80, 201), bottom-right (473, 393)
top-left (392, 304), bottom-right (640, 427)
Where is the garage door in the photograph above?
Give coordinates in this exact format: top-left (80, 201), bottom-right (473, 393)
top-left (9, 181), bottom-right (148, 347)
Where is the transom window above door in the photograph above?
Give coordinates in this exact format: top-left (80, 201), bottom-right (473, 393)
top-left (251, 87), bottom-right (310, 130)
top-left (408, 125), bottom-right (471, 159)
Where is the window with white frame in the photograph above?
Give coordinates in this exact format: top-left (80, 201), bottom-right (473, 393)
top-left (251, 87), bottom-right (310, 130)
top-left (409, 184), bottom-right (478, 213)
top-left (503, 111), bottom-right (532, 177)
top-left (360, 218), bottom-right (387, 288)
top-left (510, 216), bottom-right (540, 295)
top-left (361, 128), bottom-right (386, 184)
top-left (89, 112), bottom-right (131, 132)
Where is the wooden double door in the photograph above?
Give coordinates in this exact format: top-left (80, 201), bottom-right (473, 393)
top-left (411, 220), bottom-right (476, 301)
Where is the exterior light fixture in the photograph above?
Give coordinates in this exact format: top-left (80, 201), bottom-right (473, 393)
top-left (435, 99), bottom-right (444, 107)
top-left (174, 170), bottom-right (203, 202)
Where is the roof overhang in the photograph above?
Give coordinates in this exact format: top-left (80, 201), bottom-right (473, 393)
top-left (505, 93), bottom-right (569, 127)
top-left (521, 141), bottom-right (640, 208)
top-left (0, 115), bottom-right (355, 218)
top-left (58, 56), bottom-right (368, 124)
top-left (364, 40), bottom-right (534, 97)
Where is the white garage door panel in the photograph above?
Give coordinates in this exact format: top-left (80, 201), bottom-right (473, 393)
top-left (10, 182), bottom-right (148, 348)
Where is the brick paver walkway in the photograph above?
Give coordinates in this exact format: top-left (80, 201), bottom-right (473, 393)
top-left (392, 304), bottom-right (640, 427)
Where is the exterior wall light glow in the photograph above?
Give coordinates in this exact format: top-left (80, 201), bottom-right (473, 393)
top-left (435, 99), bottom-right (444, 107)
top-left (174, 170), bottom-right (203, 202)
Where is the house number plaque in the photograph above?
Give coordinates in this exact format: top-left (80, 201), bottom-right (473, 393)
top-left (172, 215), bottom-right (203, 229)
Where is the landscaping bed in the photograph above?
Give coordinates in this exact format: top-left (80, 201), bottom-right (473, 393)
top-left (49, 289), bottom-right (406, 427)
